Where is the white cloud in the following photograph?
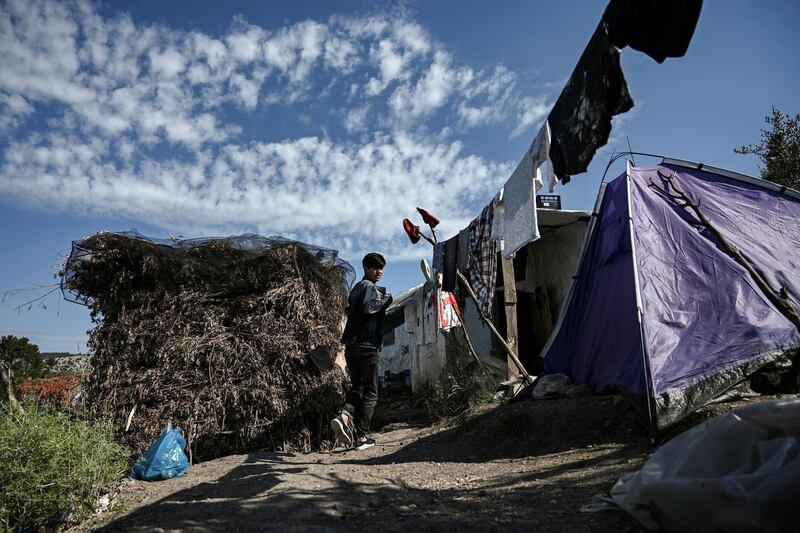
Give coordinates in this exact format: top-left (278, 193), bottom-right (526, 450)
top-left (230, 74), bottom-right (260, 109)
top-left (225, 18), bottom-right (266, 63)
top-left (148, 48), bottom-right (186, 78)
top-left (0, 131), bottom-right (512, 259)
top-left (510, 96), bottom-right (550, 138)
top-left (0, 0), bottom-right (556, 259)
top-left (344, 104), bottom-right (371, 133)
top-left (0, 92), bottom-right (35, 131)
top-left (389, 51), bottom-right (456, 121)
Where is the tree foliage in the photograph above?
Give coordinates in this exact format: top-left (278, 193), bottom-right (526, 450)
top-left (735, 107), bottom-right (800, 190)
top-left (0, 335), bottom-right (52, 381)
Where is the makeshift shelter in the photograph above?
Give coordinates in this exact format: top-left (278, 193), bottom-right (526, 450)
top-left (460, 208), bottom-right (592, 372)
top-left (60, 231), bottom-right (355, 460)
top-left (392, 208), bottom-right (591, 389)
top-left (380, 282), bottom-right (467, 392)
top-left (543, 159), bottom-right (800, 432)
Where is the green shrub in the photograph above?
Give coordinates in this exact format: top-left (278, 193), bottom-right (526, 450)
top-left (0, 402), bottom-right (129, 531)
top-left (416, 368), bottom-right (499, 420)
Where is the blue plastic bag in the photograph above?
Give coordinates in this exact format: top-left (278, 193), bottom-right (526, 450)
top-left (131, 425), bottom-right (190, 481)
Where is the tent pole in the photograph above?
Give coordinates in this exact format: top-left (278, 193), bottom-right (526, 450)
top-left (626, 162), bottom-right (658, 435)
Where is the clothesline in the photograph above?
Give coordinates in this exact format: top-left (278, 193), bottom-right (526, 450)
top-left (428, 0), bottom-right (703, 321)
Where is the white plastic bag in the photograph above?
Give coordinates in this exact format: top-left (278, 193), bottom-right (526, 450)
top-left (612, 398), bottom-right (800, 532)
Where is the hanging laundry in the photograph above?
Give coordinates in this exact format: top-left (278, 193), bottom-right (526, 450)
top-left (457, 227), bottom-right (470, 273)
top-left (531, 120), bottom-right (558, 192)
top-left (547, 20), bottom-right (634, 184)
top-left (490, 188), bottom-right (505, 242)
top-left (432, 241), bottom-right (445, 274)
top-left (503, 144), bottom-right (540, 258)
top-left (441, 234), bottom-right (459, 292)
top-left (467, 203), bottom-right (497, 318)
top-left (603, 0), bottom-right (703, 64)
top-left (438, 291), bottom-right (461, 330)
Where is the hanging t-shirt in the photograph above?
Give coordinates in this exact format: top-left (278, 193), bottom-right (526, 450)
top-left (502, 139), bottom-right (546, 259)
top-left (438, 291), bottom-right (461, 331)
top-left (603, 0), bottom-right (702, 64)
top-left (490, 187), bottom-right (505, 242)
top-left (547, 21), bottom-right (634, 184)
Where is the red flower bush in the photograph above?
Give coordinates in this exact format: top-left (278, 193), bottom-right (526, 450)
top-left (18, 375), bottom-right (83, 409)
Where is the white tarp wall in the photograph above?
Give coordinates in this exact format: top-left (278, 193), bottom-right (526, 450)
top-left (378, 284), bottom-right (422, 377)
top-left (410, 284), bottom-right (447, 392)
top-left (378, 315), bottom-right (412, 374)
top-left (520, 210), bottom-right (589, 307)
top-left (379, 282), bottom-right (462, 393)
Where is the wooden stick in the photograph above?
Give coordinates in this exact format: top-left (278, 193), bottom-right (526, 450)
top-left (457, 272), bottom-right (531, 381)
top-left (500, 256), bottom-right (519, 380)
top-left (124, 403), bottom-right (137, 432)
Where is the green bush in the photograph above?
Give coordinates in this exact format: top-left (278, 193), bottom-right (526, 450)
top-left (416, 367), bottom-right (499, 420)
top-left (0, 402), bottom-right (129, 531)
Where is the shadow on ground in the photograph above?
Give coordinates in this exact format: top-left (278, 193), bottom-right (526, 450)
top-left (356, 395), bottom-right (650, 465)
top-left (95, 396), bottom-right (651, 532)
top-left (97, 450), bottom-right (640, 532)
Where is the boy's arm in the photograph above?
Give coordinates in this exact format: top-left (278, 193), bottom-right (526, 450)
top-left (362, 284), bottom-right (393, 314)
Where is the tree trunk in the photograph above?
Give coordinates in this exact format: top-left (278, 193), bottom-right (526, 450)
top-left (0, 362), bottom-right (24, 415)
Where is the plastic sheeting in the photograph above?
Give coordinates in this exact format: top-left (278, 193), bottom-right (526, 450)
top-left (612, 398), bottom-right (800, 532)
top-left (61, 230), bottom-right (356, 305)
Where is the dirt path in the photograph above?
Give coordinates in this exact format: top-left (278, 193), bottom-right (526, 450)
top-left (72, 396), bottom-right (645, 532)
top-left (76, 394), bottom-right (775, 532)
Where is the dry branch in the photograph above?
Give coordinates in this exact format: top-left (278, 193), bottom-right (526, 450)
top-left (61, 233), bottom-right (350, 461)
top-left (649, 170), bottom-right (800, 331)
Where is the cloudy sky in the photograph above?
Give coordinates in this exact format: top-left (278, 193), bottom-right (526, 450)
top-left (1, 0), bottom-right (798, 352)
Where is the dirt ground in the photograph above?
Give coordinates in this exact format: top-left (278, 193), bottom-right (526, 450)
top-left (73, 393), bottom-right (789, 533)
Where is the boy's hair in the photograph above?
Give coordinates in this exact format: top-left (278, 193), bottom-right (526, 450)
top-left (362, 252), bottom-right (386, 269)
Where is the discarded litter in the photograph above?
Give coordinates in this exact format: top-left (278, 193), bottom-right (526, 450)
top-left (610, 398), bottom-right (800, 532)
top-left (131, 424), bottom-right (190, 481)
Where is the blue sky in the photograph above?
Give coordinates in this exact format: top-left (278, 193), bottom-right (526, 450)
top-left (1, 0), bottom-right (798, 353)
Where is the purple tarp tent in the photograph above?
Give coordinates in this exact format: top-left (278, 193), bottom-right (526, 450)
top-left (543, 159), bottom-right (800, 432)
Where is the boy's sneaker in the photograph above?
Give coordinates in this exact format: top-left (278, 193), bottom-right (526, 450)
top-left (354, 436), bottom-right (376, 450)
top-left (331, 414), bottom-right (353, 447)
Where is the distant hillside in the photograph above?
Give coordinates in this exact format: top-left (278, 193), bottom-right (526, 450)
top-left (41, 352), bottom-right (92, 374)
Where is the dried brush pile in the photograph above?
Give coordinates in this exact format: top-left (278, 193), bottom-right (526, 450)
top-left (60, 232), bottom-right (350, 461)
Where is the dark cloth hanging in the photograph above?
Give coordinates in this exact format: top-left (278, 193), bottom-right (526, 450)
top-left (456, 227), bottom-right (470, 273)
top-left (441, 234), bottom-right (459, 293)
top-left (432, 241), bottom-right (445, 274)
top-left (603, 0), bottom-right (703, 64)
top-left (547, 21), bottom-right (634, 184)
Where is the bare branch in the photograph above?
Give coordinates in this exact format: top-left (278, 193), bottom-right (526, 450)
top-left (648, 171), bottom-right (800, 331)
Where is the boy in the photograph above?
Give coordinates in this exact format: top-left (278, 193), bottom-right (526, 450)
top-left (332, 252), bottom-right (392, 450)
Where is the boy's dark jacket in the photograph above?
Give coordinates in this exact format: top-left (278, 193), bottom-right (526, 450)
top-left (341, 278), bottom-right (393, 348)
